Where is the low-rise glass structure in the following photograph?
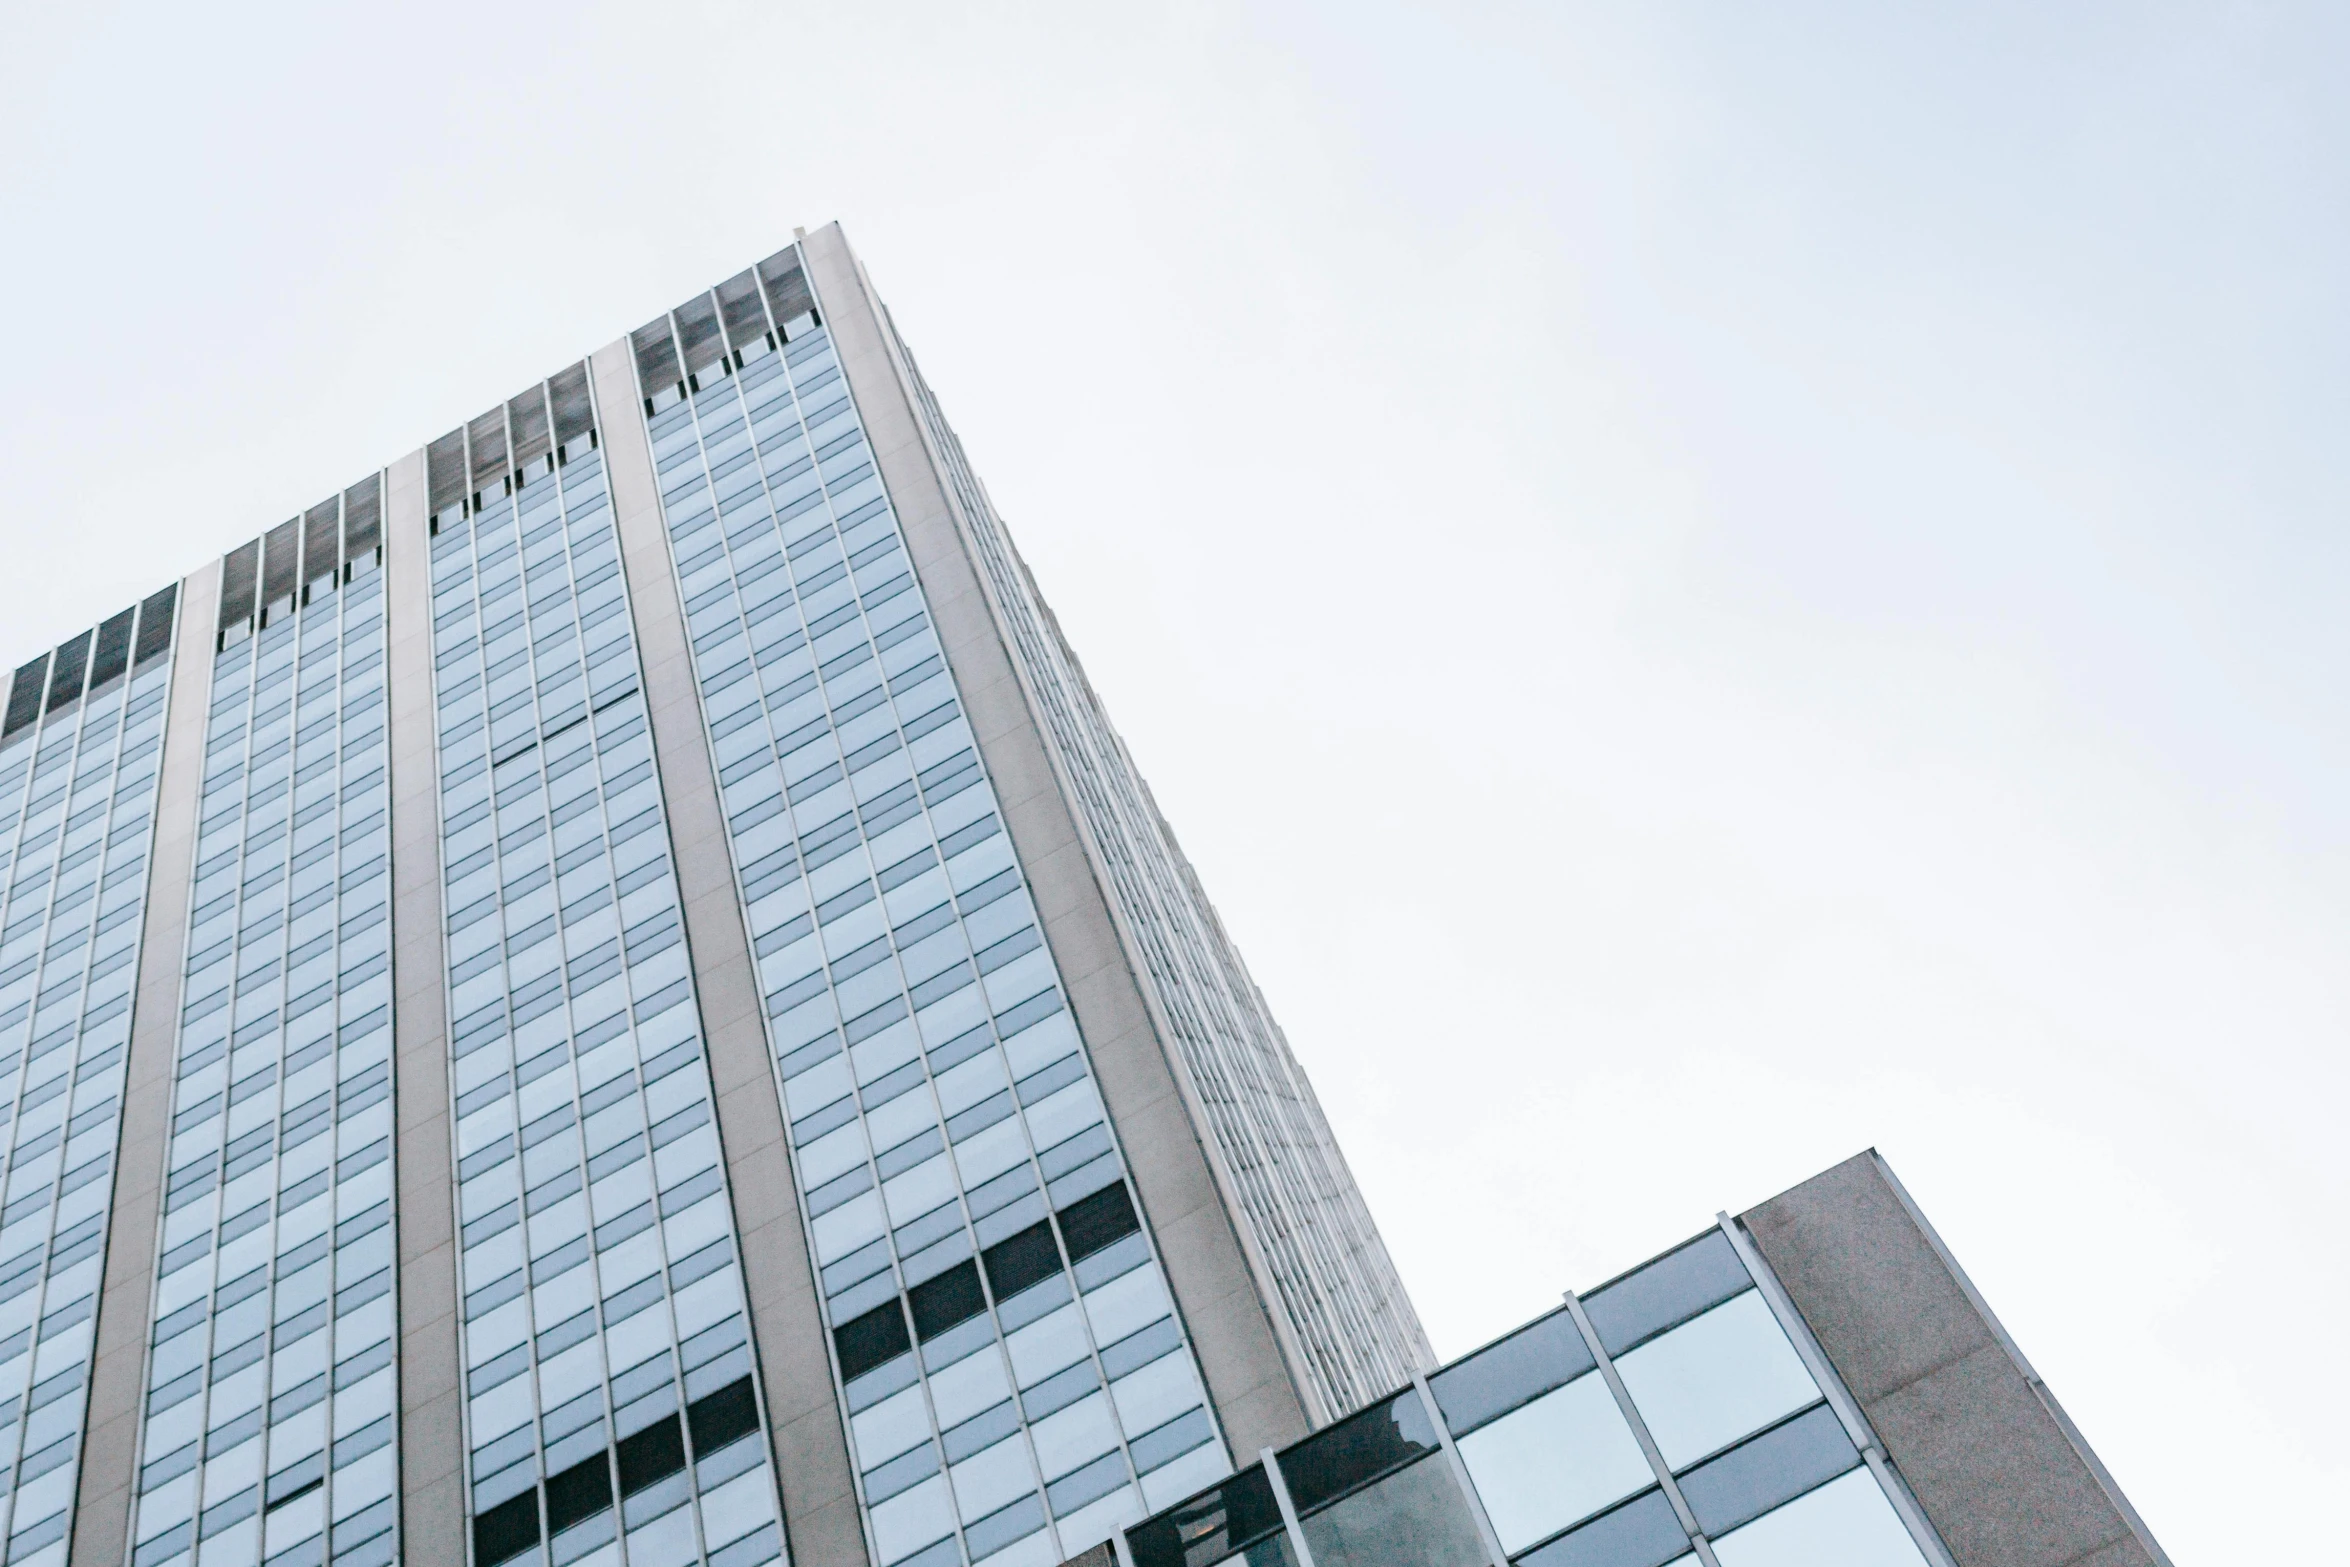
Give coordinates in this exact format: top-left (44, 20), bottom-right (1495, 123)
top-left (1101, 1152), bottom-right (2168, 1567)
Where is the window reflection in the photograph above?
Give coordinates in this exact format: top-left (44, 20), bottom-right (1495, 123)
top-left (1709, 1470), bottom-right (1927, 1567)
top-left (1612, 1292), bottom-right (1819, 1470)
top-left (1296, 1456), bottom-right (1486, 1567)
top-left (1455, 1371), bottom-right (1652, 1552)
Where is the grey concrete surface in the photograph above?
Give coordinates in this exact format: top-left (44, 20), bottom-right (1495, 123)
top-left (387, 448), bottom-right (468, 1567)
top-left (70, 564), bottom-right (220, 1567)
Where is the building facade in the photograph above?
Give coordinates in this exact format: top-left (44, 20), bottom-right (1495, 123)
top-left (0, 225), bottom-right (1429, 1567)
top-left (1086, 1152), bottom-right (2169, 1567)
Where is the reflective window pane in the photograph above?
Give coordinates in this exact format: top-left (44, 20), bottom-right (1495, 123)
top-left (1456, 1371), bottom-right (1653, 1552)
top-left (1581, 1233), bottom-right (1751, 1358)
top-left (1429, 1307), bottom-right (1593, 1438)
top-left (1709, 1469), bottom-right (1928, 1567)
top-left (1125, 1464), bottom-right (1288, 1567)
top-left (1516, 1490), bottom-right (1688, 1567)
top-left (1279, 1389), bottom-right (1441, 1515)
top-left (1676, 1406), bottom-right (1857, 1537)
top-left (1294, 1455), bottom-right (1485, 1567)
top-left (1611, 1291), bottom-right (1820, 1470)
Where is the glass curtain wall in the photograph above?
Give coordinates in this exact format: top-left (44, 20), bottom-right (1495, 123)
top-left (1130, 1228), bottom-right (1948, 1567)
top-left (626, 253), bottom-right (1225, 1567)
top-left (869, 273), bottom-right (1428, 1423)
top-left (0, 594), bottom-right (176, 1567)
top-left (428, 376), bottom-right (784, 1567)
top-left (131, 490), bottom-right (399, 1567)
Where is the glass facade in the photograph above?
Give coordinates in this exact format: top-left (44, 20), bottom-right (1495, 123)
top-left (428, 375), bottom-right (786, 1567)
top-left (870, 283), bottom-right (1428, 1422)
top-left (0, 230), bottom-right (2162, 1567)
top-left (131, 488), bottom-right (397, 1567)
top-left (0, 592), bottom-right (176, 1567)
top-left (623, 252), bottom-right (1225, 1567)
top-left (1126, 1226), bottom-right (1948, 1567)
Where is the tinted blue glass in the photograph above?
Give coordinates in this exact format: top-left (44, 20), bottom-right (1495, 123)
top-left (433, 421), bottom-right (783, 1567)
top-left (131, 561), bottom-right (397, 1567)
top-left (638, 276), bottom-right (1225, 1566)
top-left (0, 642), bottom-right (174, 1565)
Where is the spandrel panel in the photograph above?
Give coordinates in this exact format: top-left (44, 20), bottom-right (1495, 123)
top-left (1610, 1291), bottom-right (1821, 1470)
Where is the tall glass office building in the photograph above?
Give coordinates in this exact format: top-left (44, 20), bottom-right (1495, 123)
top-left (0, 226), bottom-right (2163, 1567)
top-left (0, 226), bottom-right (1427, 1567)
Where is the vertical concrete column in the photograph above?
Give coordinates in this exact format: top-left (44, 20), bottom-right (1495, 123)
top-left (71, 566), bottom-right (220, 1567)
top-left (799, 223), bottom-right (1315, 1455)
top-left (588, 342), bottom-right (869, 1567)
top-left (385, 449), bottom-right (468, 1567)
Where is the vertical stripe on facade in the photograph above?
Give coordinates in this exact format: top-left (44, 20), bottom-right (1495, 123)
top-left (591, 340), bottom-right (868, 1567)
top-left (126, 497), bottom-right (402, 1567)
top-left (72, 572), bottom-right (213, 1567)
top-left (620, 244), bottom-right (1233, 1565)
top-left (426, 375), bottom-right (788, 1567)
top-left (799, 231), bottom-right (1318, 1462)
top-left (388, 447), bottom-right (467, 1567)
top-left (806, 226), bottom-right (1428, 1423)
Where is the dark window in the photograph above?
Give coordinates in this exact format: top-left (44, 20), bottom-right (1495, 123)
top-left (909, 1260), bottom-right (986, 1341)
top-left (45, 631), bottom-right (90, 713)
top-left (133, 584), bottom-right (177, 667)
top-left (2, 656), bottom-right (44, 740)
top-left (543, 1451), bottom-right (614, 1535)
top-left (472, 1490), bottom-right (541, 1567)
top-left (219, 538), bottom-right (261, 634)
top-left (833, 1298), bottom-right (911, 1382)
top-left (87, 608), bottom-right (135, 692)
top-left (1581, 1231), bottom-right (1751, 1357)
top-left (686, 1374), bottom-right (760, 1458)
top-left (1127, 1462), bottom-right (1285, 1567)
top-left (982, 1219), bottom-right (1062, 1302)
top-left (1278, 1389), bottom-right (1442, 1516)
top-left (615, 1413), bottom-right (687, 1496)
top-left (1056, 1182), bottom-right (1140, 1263)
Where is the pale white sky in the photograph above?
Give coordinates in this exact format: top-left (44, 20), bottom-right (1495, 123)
top-left (4, 3), bottom-right (2342, 1558)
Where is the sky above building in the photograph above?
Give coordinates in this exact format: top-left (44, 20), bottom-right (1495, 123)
top-left (2, 4), bottom-right (2341, 1559)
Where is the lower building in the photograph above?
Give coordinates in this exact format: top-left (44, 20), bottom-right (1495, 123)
top-left (1078, 1152), bottom-right (2167, 1567)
